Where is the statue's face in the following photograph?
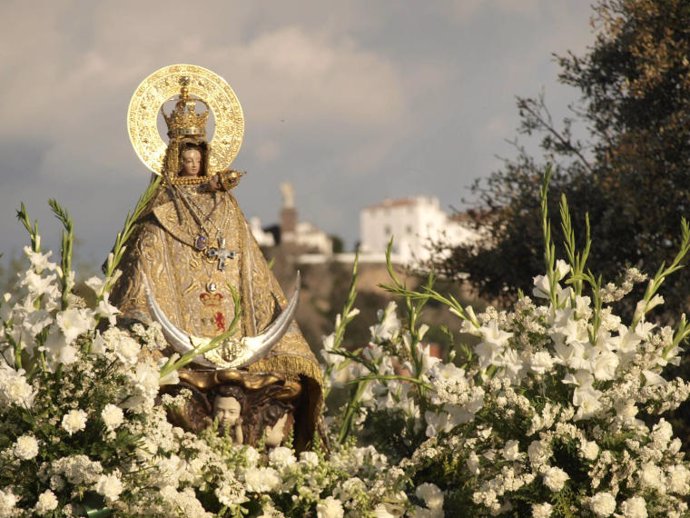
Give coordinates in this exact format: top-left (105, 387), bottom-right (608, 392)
top-left (214, 396), bottom-right (241, 426)
top-left (264, 413), bottom-right (288, 447)
top-left (180, 148), bottom-right (202, 176)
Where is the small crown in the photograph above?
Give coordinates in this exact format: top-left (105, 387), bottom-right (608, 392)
top-left (162, 76), bottom-right (210, 139)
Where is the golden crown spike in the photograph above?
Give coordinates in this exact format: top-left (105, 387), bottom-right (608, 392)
top-left (162, 76), bottom-right (211, 139)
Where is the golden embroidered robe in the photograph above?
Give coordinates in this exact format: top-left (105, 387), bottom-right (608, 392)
top-left (110, 184), bottom-right (322, 447)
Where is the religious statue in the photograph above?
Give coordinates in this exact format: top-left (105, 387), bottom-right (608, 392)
top-left (110, 64), bottom-right (323, 451)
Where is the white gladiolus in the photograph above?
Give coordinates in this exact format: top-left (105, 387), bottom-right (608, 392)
top-left (56, 308), bottom-right (94, 345)
top-left (23, 247), bottom-right (58, 273)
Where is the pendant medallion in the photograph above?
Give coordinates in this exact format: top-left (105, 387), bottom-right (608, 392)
top-left (195, 235), bottom-right (208, 251)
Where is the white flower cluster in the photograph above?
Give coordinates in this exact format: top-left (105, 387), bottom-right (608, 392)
top-left (325, 258), bottom-right (690, 516)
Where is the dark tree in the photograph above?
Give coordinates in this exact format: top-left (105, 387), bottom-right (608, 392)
top-left (433, 0), bottom-right (690, 313)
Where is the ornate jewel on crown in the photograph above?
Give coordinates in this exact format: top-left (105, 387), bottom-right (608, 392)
top-left (162, 77), bottom-right (210, 139)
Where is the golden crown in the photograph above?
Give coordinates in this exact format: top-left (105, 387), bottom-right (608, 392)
top-left (162, 76), bottom-right (210, 139)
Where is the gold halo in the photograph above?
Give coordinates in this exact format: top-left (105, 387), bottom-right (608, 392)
top-left (127, 64), bottom-right (244, 174)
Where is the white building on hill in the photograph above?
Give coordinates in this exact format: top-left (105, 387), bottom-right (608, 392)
top-left (359, 196), bottom-right (478, 264)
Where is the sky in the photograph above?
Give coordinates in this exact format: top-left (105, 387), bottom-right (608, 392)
top-left (0, 0), bottom-right (594, 267)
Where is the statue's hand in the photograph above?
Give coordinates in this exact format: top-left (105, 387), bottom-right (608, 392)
top-left (208, 174), bottom-right (222, 191)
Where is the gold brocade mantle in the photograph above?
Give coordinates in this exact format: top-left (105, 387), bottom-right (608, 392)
top-left (109, 185), bottom-right (322, 447)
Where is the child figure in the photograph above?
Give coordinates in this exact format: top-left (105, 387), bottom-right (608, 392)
top-left (212, 387), bottom-right (244, 445)
top-left (261, 401), bottom-right (294, 449)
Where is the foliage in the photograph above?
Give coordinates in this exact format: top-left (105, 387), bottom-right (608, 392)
top-left (430, 0), bottom-right (690, 314)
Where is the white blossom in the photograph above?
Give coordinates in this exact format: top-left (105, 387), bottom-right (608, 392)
top-left (542, 466), bottom-right (569, 492)
top-left (56, 308), bottom-right (94, 345)
top-left (61, 409), bottom-right (88, 435)
top-left (415, 483), bottom-right (444, 510)
top-left (101, 404), bottom-right (124, 431)
top-left (35, 490), bottom-right (58, 515)
top-left (619, 496), bottom-right (647, 518)
top-left (316, 496), bottom-right (344, 518)
top-left (268, 446), bottom-right (296, 469)
top-left (244, 467), bottom-right (280, 493)
top-left (0, 489), bottom-right (18, 517)
top-left (532, 502), bottom-right (553, 518)
top-left (13, 434), bottom-right (39, 460)
top-left (95, 472), bottom-right (123, 502)
top-left (589, 491), bottom-right (616, 517)
top-left (0, 366), bottom-right (36, 408)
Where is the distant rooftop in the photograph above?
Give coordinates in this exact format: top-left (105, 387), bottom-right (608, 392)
top-left (363, 196), bottom-right (438, 210)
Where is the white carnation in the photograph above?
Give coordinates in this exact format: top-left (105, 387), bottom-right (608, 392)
top-left (580, 440), bottom-right (600, 461)
top-left (244, 467), bottom-right (280, 493)
top-left (13, 434), bottom-right (39, 460)
top-left (502, 440), bottom-right (520, 461)
top-left (95, 472), bottom-right (124, 502)
top-left (214, 476), bottom-right (246, 506)
top-left (619, 496), bottom-right (647, 518)
top-left (542, 466), bottom-right (569, 492)
top-left (35, 489), bottom-right (58, 515)
top-left (532, 502), bottom-right (553, 518)
top-left (101, 404), bottom-right (124, 431)
top-left (299, 451), bottom-right (319, 468)
top-left (316, 496), bottom-right (344, 518)
top-left (61, 409), bottom-right (88, 435)
top-left (0, 489), bottom-right (18, 516)
top-left (0, 366), bottom-right (36, 408)
top-left (590, 492), bottom-right (616, 517)
top-left (268, 446), bottom-right (296, 469)
top-left (667, 464), bottom-right (690, 494)
top-left (639, 463), bottom-right (664, 492)
top-left (651, 418), bottom-right (673, 447)
top-left (113, 335), bottom-right (141, 366)
top-left (527, 440), bottom-right (551, 467)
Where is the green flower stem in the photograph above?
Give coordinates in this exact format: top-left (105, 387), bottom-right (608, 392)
top-left (49, 199), bottom-right (75, 311)
top-left (16, 203), bottom-right (41, 254)
top-left (159, 288), bottom-right (242, 379)
top-left (103, 176), bottom-right (161, 296)
top-left (337, 379), bottom-right (369, 444)
top-left (540, 165), bottom-right (560, 308)
top-left (632, 218), bottom-right (690, 329)
top-left (323, 255), bottom-right (360, 399)
top-left (559, 193), bottom-right (591, 299)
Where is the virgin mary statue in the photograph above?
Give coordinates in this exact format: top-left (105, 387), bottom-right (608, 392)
top-left (109, 65), bottom-right (322, 450)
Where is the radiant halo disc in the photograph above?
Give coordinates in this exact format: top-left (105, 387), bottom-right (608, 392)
top-left (127, 64), bottom-right (244, 174)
